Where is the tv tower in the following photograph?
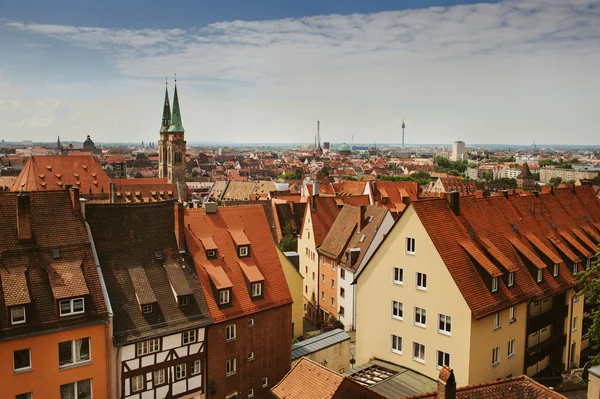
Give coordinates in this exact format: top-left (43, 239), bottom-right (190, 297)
top-left (402, 118), bottom-right (406, 148)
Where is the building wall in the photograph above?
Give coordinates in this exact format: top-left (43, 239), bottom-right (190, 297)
top-left (291, 339), bottom-right (351, 374)
top-left (565, 288), bottom-right (584, 368)
top-left (2, 323), bottom-right (109, 399)
top-left (355, 205), bottom-right (473, 387)
top-left (298, 207), bottom-right (319, 324)
top-left (468, 303), bottom-right (528, 384)
top-left (588, 370), bottom-right (600, 399)
top-left (320, 255), bottom-right (338, 321)
top-left (539, 168), bottom-right (600, 184)
top-left (277, 248), bottom-right (304, 338)
top-left (206, 305), bottom-right (292, 399)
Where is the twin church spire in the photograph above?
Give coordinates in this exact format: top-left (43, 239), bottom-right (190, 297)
top-left (160, 79), bottom-right (184, 133)
top-left (158, 78), bottom-right (187, 186)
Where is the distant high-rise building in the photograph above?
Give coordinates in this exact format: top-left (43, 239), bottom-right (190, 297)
top-left (158, 80), bottom-right (186, 187)
top-left (451, 140), bottom-right (466, 162)
top-left (314, 121), bottom-right (323, 157)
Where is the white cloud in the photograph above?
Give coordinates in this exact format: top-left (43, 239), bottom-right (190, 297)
top-left (3, 0), bottom-right (600, 144)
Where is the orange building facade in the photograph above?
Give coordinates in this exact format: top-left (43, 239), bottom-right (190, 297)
top-left (319, 255), bottom-right (338, 322)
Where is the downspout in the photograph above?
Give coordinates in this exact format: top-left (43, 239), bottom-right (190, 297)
top-left (566, 291), bottom-right (575, 370)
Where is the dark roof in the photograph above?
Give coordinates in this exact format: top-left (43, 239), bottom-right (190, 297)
top-left (291, 328), bottom-right (350, 360)
top-left (86, 201), bottom-right (212, 345)
top-left (0, 191), bottom-right (108, 340)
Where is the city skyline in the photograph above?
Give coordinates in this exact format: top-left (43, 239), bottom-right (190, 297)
top-left (1, 0), bottom-right (599, 145)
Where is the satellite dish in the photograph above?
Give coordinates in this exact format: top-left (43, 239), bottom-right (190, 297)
top-left (583, 361), bottom-right (591, 380)
top-left (350, 358), bottom-right (356, 365)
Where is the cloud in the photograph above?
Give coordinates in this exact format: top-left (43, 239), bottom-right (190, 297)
top-left (3, 0), bottom-right (600, 144)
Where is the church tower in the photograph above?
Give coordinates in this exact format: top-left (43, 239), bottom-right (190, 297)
top-left (166, 81), bottom-right (186, 185)
top-left (158, 83), bottom-right (171, 179)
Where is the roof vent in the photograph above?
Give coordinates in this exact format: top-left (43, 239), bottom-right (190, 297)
top-left (155, 250), bottom-right (164, 260)
top-left (511, 224), bottom-right (519, 233)
top-left (52, 249), bottom-right (60, 259)
top-left (550, 221), bottom-right (556, 230)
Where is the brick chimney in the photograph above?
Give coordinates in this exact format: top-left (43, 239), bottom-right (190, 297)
top-left (17, 193), bottom-right (33, 241)
top-left (437, 366), bottom-right (456, 399)
top-left (174, 201), bottom-right (186, 251)
top-left (358, 205), bottom-right (366, 232)
top-left (69, 187), bottom-right (81, 215)
top-left (447, 191), bottom-right (459, 216)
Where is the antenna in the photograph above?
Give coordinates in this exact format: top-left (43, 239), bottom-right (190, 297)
top-left (401, 117), bottom-right (406, 148)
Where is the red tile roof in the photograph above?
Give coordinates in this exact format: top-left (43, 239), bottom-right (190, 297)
top-left (306, 196), bottom-right (342, 248)
top-left (185, 205), bottom-right (292, 323)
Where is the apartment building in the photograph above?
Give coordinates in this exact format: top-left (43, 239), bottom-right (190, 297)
top-left (355, 186), bottom-right (600, 386)
top-left (185, 204), bottom-right (293, 399)
top-left (0, 190), bottom-right (110, 399)
top-left (318, 205), bottom-right (394, 329)
top-left (86, 201), bottom-right (212, 399)
top-left (539, 167), bottom-right (600, 184)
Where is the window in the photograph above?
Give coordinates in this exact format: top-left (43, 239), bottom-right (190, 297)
top-left (573, 316), bottom-right (578, 331)
top-left (414, 307), bottom-right (427, 327)
top-left (192, 360), bottom-right (201, 375)
top-left (226, 358), bottom-right (237, 376)
top-left (251, 283), bottom-right (262, 297)
top-left (586, 258), bottom-right (591, 270)
top-left (413, 342), bottom-right (425, 363)
top-left (131, 375), bottom-right (144, 392)
top-left (416, 272), bottom-right (427, 290)
top-left (183, 330), bottom-right (197, 345)
top-left (321, 274), bottom-right (325, 282)
top-left (508, 272), bottom-right (515, 287)
top-left (536, 269), bottom-right (543, 283)
top-left (321, 291), bottom-right (324, 300)
top-left (491, 276), bottom-right (499, 293)
top-left (153, 369), bottom-right (165, 385)
top-left (436, 350), bottom-right (450, 368)
top-left (14, 349), bottom-right (31, 372)
top-left (438, 314), bottom-right (451, 334)
top-left (312, 272), bottom-right (315, 280)
top-left (137, 338), bottom-right (160, 356)
top-left (339, 306), bottom-right (345, 317)
top-left (305, 285), bottom-right (308, 293)
top-left (59, 298), bottom-right (85, 316)
top-left (226, 324), bottom-right (237, 341)
top-left (391, 334), bottom-right (402, 354)
top-left (493, 312), bottom-right (501, 330)
top-left (248, 351), bottom-right (255, 361)
top-left (179, 296), bottom-right (189, 307)
top-left (305, 266), bottom-right (308, 274)
top-left (574, 295), bottom-right (580, 303)
top-left (206, 250), bottom-right (216, 259)
top-left (248, 318), bottom-right (255, 327)
top-left (60, 379), bottom-right (91, 399)
top-left (340, 269), bottom-right (345, 279)
top-left (508, 339), bottom-right (515, 358)
top-left (11, 306), bottom-right (26, 325)
top-left (262, 377), bottom-right (269, 387)
top-left (175, 364), bottom-right (186, 380)
top-left (406, 237), bottom-right (416, 254)
top-left (340, 287), bottom-right (345, 298)
top-left (321, 256), bottom-right (326, 265)
top-left (572, 263), bottom-right (579, 274)
top-left (492, 346), bottom-right (500, 366)
top-left (509, 306), bottom-right (517, 323)
top-left (16, 393), bottom-right (32, 399)
top-left (330, 279), bottom-right (335, 288)
top-left (392, 301), bottom-right (403, 320)
top-left (142, 304), bottom-right (153, 314)
top-left (219, 289), bottom-right (230, 305)
top-left (330, 297), bottom-right (335, 307)
top-left (393, 267), bottom-right (403, 284)
top-left (59, 338), bottom-right (90, 367)
top-left (248, 389), bottom-right (255, 398)
top-left (331, 261), bottom-right (335, 270)
top-left (239, 246), bottom-right (249, 257)
top-left (553, 264), bottom-right (559, 277)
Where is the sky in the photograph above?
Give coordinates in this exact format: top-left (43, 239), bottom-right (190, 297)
top-left (0, 0), bottom-right (599, 146)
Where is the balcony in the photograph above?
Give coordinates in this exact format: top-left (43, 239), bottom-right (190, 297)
top-left (525, 334), bottom-right (567, 368)
top-left (527, 304), bottom-right (568, 334)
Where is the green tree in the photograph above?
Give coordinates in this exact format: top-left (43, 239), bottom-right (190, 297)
top-left (278, 224), bottom-right (298, 252)
top-left (549, 177), bottom-right (563, 188)
top-left (577, 246), bottom-right (600, 364)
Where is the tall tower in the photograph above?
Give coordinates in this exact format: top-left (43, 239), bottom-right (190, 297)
top-left (401, 118), bottom-right (406, 148)
top-left (158, 82), bottom-right (171, 179)
top-left (315, 120), bottom-right (323, 157)
top-left (166, 80), bottom-right (186, 186)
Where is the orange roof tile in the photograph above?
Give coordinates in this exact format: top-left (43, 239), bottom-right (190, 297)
top-left (0, 266), bottom-right (30, 306)
top-left (47, 260), bottom-right (90, 299)
top-left (560, 230), bottom-right (593, 258)
top-left (459, 241), bottom-right (503, 277)
top-left (571, 227), bottom-right (599, 251)
top-left (525, 234), bottom-right (563, 264)
top-left (128, 266), bottom-right (157, 305)
top-left (479, 237), bottom-right (519, 272)
top-left (271, 357), bottom-right (344, 399)
top-left (548, 236), bottom-right (580, 263)
top-left (230, 229), bottom-right (251, 246)
top-left (507, 236), bottom-right (547, 269)
top-left (238, 259), bottom-right (265, 283)
top-left (205, 265), bottom-right (233, 290)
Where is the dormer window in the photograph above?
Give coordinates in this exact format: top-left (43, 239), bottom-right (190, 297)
top-left (52, 248), bottom-right (61, 259)
top-left (155, 250), bottom-right (164, 260)
top-left (219, 289), bottom-right (231, 305)
top-left (507, 272), bottom-right (515, 288)
top-left (252, 282), bottom-right (263, 298)
top-left (586, 259), bottom-right (591, 271)
top-left (572, 263), bottom-right (579, 275)
top-left (239, 246), bottom-right (249, 258)
top-left (491, 276), bottom-right (499, 293)
top-left (178, 296), bottom-right (189, 307)
top-left (59, 297), bottom-right (85, 316)
top-left (553, 264), bottom-right (559, 277)
top-left (11, 306), bottom-right (26, 325)
top-left (536, 269), bottom-right (543, 283)
top-left (142, 304), bottom-right (154, 314)
top-left (382, 197), bottom-right (388, 204)
top-left (206, 250), bottom-right (217, 259)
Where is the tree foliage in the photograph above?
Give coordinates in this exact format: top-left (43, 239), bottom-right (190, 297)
top-left (278, 224), bottom-right (298, 252)
top-left (278, 167), bottom-right (304, 180)
top-left (378, 171), bottom-right (431, 185)
top-left (548, 177), bottom-right (563, 188)
top-left (577, 246), bottom-right (600, 365)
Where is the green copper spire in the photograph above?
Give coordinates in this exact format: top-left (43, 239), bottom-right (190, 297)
top-left (160, 83), bottom-right (171, 132)
top-left (168, 81), bottom-right (185, 133)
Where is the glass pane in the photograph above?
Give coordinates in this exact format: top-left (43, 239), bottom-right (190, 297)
top-left (73, 299), bottom-right (84, 312)
top-left (77, 338), bottom-right (90, 362)
top-left (77, 379), bottom-right (92, 399)
top-left (60, 301), bottom-right (71, 314)
top-left (14, 349), bottom-right (30, 369)
top-left (60, 383), bottom-right (75, 399)
top-left (59, 341), bottom-right (73, 366)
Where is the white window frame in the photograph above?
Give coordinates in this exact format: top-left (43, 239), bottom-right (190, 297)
top-left (131, 375), bottom-right (144, 393)
top-left (339, 306), bottom-right (345, 317)
top-left (192, 360), bottom-right (201, 375)
top-left (153, 369), bottom-right (165, 385)
top-left (248, 318), bottom-right (255, 328)
top-left (248, 351), bottom-right (255, 361)
top-left (491, 276), bottom-right (499, 293)
top-left (60, 379), bottom-right (92, 399)
top-left (321, 273), bottom-right (325, 282)
top-left (262, 377), bottom-right (269, 387)
top-left (59, 337), bottom-right (91, 368)
top-left (414, 307), bottom-right (427, 328)
top-left (59, 297), bottom-right (85, 317)
top-left (508, 271), bottom-right (515, 287)
top-left (413, 342), bottom-right (425, 363)
top-left (553, 264), bottom-right (559, 277)
top-left (179, 296), bottom-right (189, 307)
top-left (340, 268), bottom-right (345, 280)
top-left (330, 297), bottom-right (335, 307)
top-left (206, 250), bottom-right (216, 258)
top-left (11, 306), bottom-right (26, 325)
top-left (239, 246), bottom-right (249, 257)
top-left (493, 312), bottom-right (501, 330)
top-left (137, 338), bottom-right (160, 356)
top-left (436, 350), bottom-right (450, 369)
top-left (391, 334), bottom-right (402, 354)
top-left (142, 304), bottom-right (153, 314)
top-left (175, 363), bottom-right (186, 380)
top-left (219, 289), bottom-right (230, 305)
top-left (572, 316), bottom-right (578, 331)
top-left (438, 314), bottom-right (451, 335)
top-left (392, 300), bottom-right (403, 320)
top-left (508, 339), bottom-right (515, 358)
top-left (393, 267), bottom-right (403, 285)
top-left (536, 269), bottom-right (543, 283)
top-left (406, 237), bottom-right (416, 255)
top-left (416, 272), bottom-right (427, 291)
top-left (573, 263), bottom-right (579, 274)
top-left (574, 295), bottom-right (580, 303)
top-left (331, 261), bottom-right (335, 270)
top-left (509, 306), bottom-right (517, 323)
top-left (492, 346), bottom-right (500, 366)
top-left (251, 282), bottom-right (262, 297)
top-left (15, 393), bottom-right (32, 399)
top-left (183, 330), bottom-right (197, 345)
top-left (586, 258), bottom-right (591, 270)
top-left (226, 358), bottom-right (237, 376)
top-left (13, 348), bottom-right (31, 372)
top-left (226, 324), bottom-right (237, 342)
top-left (248, 388), bottom-right (255, 398)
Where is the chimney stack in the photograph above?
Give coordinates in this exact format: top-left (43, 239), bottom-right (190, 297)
top-left (69, 187), bottom-right (81, 215)
top-left (436, 366), bottom-right (456, 399)
top-left (502, 189), bottom-right (509, 199)
top-left (358, 205), bottom-right (366, 232)
top-left (313, 181), bottom-right (320, 197)
top-left (174, 201), bottom-right (186, 251)
top-left (110, 181), bottom-right (116, 203)
top-left (448, 191), bottom-right (459, 216)
top-left (79, 198), bottom-right (86, 220)
top-left (16, 193), bottom-right (33, 241)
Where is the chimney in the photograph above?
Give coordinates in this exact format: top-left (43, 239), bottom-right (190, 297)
top-left (448, 191), bottom-right (459, 216)
top-left (203, 202), bottom-right (217, 214)
top-left (69, 187), bottom-right (81, 215)
top-left (372, 181), bottom-right (378, 196)
top-left (16, 193), bottom-right (33, 241)
top-left (174, 202), bottom-right (186, 251)
top-left (313, 181), bottom-right (320, 197)
top-left (358, 205), bottom-right (366, 232)
top-left (436, 366), bottom-right (456, 399)
top-left (502, 189), bottom-right (509, 199)
top-left (110, 181), bottom-right (116, 203)
top-left (79, 198), bottom-right (86, 220)
top-left (533, 190), bottom-right (539, 197)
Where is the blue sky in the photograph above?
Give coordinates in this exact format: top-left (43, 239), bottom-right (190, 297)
top-left (1, 0), bottom-right (599, 145)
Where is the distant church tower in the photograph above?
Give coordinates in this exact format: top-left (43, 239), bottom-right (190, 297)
top-left (158, 80), bottom-right (187, 186)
